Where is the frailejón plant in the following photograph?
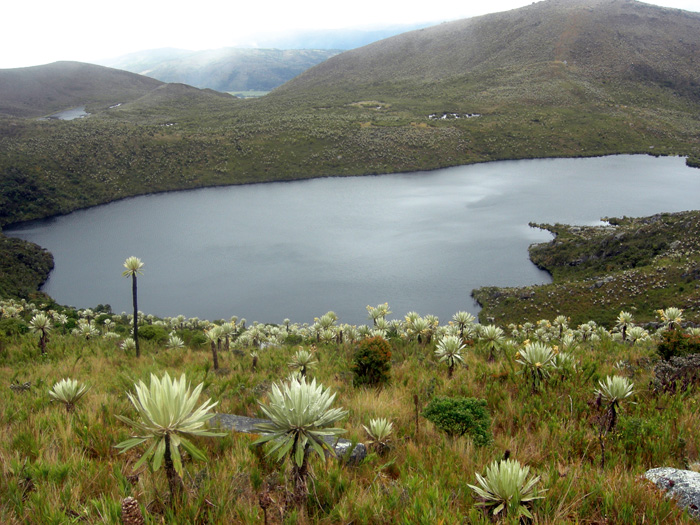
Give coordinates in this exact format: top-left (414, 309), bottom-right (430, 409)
top-left (467, 458), bottom-right (546, 520)
top-left (363, 417), bottom-right (394, 455)
top-left (254, 376), bottom-right (347, 506)
top-left (435, 335), bottom-right (465, 378)
top-left (594, 375), bottom-right (635, 432)
top-left (115, 372), bottom-right (225, 500)
top-left (122, 256), bottom-right (144, 357)
top-left (515, 342), bottom-right (556, 392)
top-left (594, 375), bottom-right (635, 468)
top-left (288, 348), bottom-right (318, 378)
top-left (48, 378), bottom-right (90, 413)
top-left (29, 312), bottom-right (52, 354)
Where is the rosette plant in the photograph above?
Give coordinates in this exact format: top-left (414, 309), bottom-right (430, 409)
top-left (48, 378), bottom-right (90, 413)
top-left (479, 324), bottom-right (505, 361)
top-left (367, 303), bottom-right (391, 326)
top-left (122, 256), bottom-right (144, 357)
top-left (515, 342), bottom-right (556, 392)
top-left (594, 375), bottom-right (635, 432)
top-left (435, 335), bottom-right (466, 377)
top-left (468, 458), bottom-right (546, 520)
top-left (254, 376), bottom-right (347, 506)
top-left (659, 307), bottom-right (684, 330)
top-left (288, 348), bottom-right (318, 378)
top-left (363, 417), bottom-right (394, 455)
top-left (30, 312), bottom-right (52, 354)
top-left (594, 375), bottom-right (635, 467)
top-left (615, 311), bottom-right (635, 341)
top-left (204, 325), bottom-right (223, 370)
top-left (115, 372), bottom-right (225, 500)
top-left (452, 311), bottom-right (476, 339)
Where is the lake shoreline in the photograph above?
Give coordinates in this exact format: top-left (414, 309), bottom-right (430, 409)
top-left (1, 151), bottom-right (679, 232)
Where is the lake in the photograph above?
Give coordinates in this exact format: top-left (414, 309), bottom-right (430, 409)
top-left (6, 155), bottom-right (700, 326)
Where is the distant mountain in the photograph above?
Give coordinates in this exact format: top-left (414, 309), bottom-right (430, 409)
top-left (0, 61), bottom-right (164, 118)
top-left (97, 48), bottom-right (343, 92)
top-left (242, 23), bottom-right (434, 50)
top-left (273, 0), bottom-right (700, 104)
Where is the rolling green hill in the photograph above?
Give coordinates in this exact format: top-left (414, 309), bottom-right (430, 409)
top-left (0, 61), bottom-right (164, 118)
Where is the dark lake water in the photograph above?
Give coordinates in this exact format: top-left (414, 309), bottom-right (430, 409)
top-left (6, 155), bottom-right (700, 325)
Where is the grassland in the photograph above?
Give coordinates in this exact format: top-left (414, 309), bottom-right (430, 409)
top-left (0, 298), bottom-right (697, 523)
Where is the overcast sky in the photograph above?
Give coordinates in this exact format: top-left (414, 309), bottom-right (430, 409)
top-left (3, 0), bottom-right (699, 69)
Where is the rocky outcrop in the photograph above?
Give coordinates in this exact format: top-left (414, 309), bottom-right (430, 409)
top-left (645, 467), bottom-right (700, 520)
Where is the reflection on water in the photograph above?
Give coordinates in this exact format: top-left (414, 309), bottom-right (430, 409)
top-left (6, 155), bottom-right (700, 325)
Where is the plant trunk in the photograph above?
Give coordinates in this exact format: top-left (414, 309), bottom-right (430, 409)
top-left (291, 446), bottom-right (309, 509)
top-left (132, 274), bottom-right (140, 357)
top-left (164, 434), bottom-right (184, 502)
top-left (211, 341), bottom-right (219, 370)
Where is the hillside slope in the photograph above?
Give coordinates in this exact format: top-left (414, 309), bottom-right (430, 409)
top-left (273, 0), bottom-right (700, 103)
top-left (0, 62), bottom-right (164, 118)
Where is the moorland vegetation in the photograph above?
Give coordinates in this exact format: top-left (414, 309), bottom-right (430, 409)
top-left (1, 297), bottom-right (699, 523)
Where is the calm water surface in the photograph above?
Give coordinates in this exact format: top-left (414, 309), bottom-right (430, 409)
top-left (7, 155), bottom-right (700, 325)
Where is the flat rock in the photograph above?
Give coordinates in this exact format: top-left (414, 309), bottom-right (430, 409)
top-left (211, 413), bottom-right (366, 464)
top-left (645, 467), bottom-right (700, 520)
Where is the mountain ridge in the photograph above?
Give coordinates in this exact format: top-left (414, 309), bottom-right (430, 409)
top-left (0, 61), bottom-right (165, 118)
top-left (273, 0), bottom-right (700, 101)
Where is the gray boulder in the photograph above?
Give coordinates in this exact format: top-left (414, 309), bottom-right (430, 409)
top-left (645, 467), bottom-right (700, 520)
top-left (211, 413), bottom-right (367, 464)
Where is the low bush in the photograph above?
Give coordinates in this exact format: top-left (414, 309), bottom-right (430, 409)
top-left (351, 336), bottom-right (391, 387)
top-left (656, 329), bottom-right (700, 360)
top-left (653, 354), bottom-right (700, 393)
top-left (422, 396), bottom-right (492, 446)
top-left (0, 318), bottom-right (28, 336)
top-left (136, 324), bottom-right (169, 344)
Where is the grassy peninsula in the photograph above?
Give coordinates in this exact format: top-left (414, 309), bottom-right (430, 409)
top-left (473, 211), bottom-right (700, 326)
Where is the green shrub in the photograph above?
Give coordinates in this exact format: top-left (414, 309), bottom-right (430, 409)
top-left (656, 329), bottom-right (700, 360)
top-left (183, 330), bottom-right (207, 348)
top-left (137, 324), bottom-right (168, 344)
top-left (0, 318), bottom-right (28, 336)
top-left (352, 336), bottom-right (391, 387)
top-left (422, 397), bottom-right (492, 446)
